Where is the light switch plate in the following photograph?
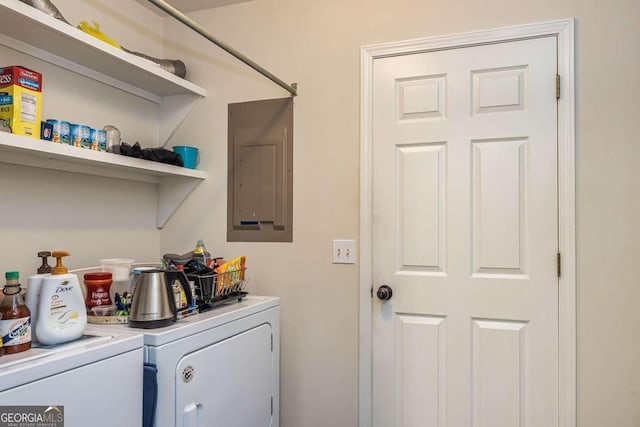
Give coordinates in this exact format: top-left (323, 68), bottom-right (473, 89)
top-left (333, 239), bottom-right (356, 264)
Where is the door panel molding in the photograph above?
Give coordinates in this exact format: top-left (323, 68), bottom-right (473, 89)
top-left (359, 19), bottom-right (575, 427)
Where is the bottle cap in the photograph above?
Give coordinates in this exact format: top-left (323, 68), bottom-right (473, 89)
top-left (84, 272), bottom-right (112, 281)
top-left (5, 271), bottom-right (19, 280)
top-left (37, 251), bottom-right (52, 274)
top-left (51, 250), bottom-right (70, 275)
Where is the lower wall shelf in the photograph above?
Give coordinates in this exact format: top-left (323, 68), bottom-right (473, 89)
top-left (0, 132), bottom-right (206, 228)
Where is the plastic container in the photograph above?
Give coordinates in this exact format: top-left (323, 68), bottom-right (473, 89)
top-left (193, 240), bottom-right (209, 266)
top-left (84, 272), bottom-right (113, 314)
top-left (100, 258), bottom-right (134, 282)
top-left (103, 124), bottom-right (121, 153)
top-left (0, 271), bottom-right (31, 354)
top-left (25, 273), bottom-right (48, 343)
top-left (173, 146), bottom-right (200, 169)
top-left (35, 251), bottom-right (87, 346)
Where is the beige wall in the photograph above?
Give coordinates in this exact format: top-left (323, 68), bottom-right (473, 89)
top-left (2, 0), bottom-right (639, 426)
top-left (159, 0), bottom-right (640, 426)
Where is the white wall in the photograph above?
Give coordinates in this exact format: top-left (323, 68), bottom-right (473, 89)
top-left (157, 0), bottom-right (640, 426)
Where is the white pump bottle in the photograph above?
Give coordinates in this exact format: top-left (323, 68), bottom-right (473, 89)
top-left (25, 273), bottom-right (47, 343)
top-left (33, 251), bottom-right (87, 345)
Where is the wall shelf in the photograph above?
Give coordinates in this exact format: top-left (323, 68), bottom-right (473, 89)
top-left (0, 0), bottom-right (209, 228)
top-left (0, 0), bottom-right (208, 146)
top-left (0, 133), bottom-right (206, 228)
top-left (0, 0), bottom-right (207, 101)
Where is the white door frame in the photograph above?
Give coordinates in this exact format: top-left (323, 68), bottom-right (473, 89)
top-left (359, 19), bottom-right (576, 427)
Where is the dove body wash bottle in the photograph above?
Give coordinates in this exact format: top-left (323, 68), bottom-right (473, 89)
top-left (35, 251), bottom-right (87, 345)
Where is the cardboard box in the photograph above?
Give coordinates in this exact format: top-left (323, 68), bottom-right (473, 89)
top-left (0, 65), bottom-right (42, 139)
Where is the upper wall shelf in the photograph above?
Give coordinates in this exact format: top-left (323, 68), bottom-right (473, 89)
top-left (0, 0), bottom-right (207, 103)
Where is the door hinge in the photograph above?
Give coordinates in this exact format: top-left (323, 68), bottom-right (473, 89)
top-left (271, 333), bottom-right (273, 352)
top-left (557, 252), bottom-right (561, 278)
top-left (556, 74), bottom-right (561, 99)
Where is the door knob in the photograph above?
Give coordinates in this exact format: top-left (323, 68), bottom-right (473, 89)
top-left (376, 285), bottom-right (393, 301)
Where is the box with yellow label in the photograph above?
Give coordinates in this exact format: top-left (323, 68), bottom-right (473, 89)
top-left (0, 65), bottom-right (42, 139)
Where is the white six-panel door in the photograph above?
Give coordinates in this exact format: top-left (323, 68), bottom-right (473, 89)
top-left (372, 36), bottom-right (559, 427)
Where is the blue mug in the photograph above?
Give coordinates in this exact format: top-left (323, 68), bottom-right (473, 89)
top-left (173, 146), bottom-right (200, 169)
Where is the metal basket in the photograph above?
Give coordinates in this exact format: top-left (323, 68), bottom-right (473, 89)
top-left (187, 268), bottom-right (248, 308)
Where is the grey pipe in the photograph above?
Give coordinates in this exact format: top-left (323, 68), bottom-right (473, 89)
top-left (20, 0), bottom-right (69, 24)
top-left (120, 47), bottom-right (186, 78)
top-left (146, 0), bottom-right (298, 96)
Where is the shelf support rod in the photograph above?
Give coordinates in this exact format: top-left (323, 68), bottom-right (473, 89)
top-left (147, 0), bottom-right (298, 96)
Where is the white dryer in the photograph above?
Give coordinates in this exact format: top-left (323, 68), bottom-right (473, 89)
top-left (97, 295), bottom-right (280, 427)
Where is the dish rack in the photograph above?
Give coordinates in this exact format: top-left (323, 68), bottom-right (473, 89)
top-left (187, 268), bottom-right (249, 309)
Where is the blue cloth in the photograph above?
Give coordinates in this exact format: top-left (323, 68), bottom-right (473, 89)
top-left (143, 363), bottom-right (158, 427)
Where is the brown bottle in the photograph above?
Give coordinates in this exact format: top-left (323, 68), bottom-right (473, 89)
top-left (0, 272), bottom-right (31, 354)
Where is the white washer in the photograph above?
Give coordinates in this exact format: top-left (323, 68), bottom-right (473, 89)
top-left (0, 328), bottom-right (144, 426)
top-left (96, 295), bottom-right (280, 427)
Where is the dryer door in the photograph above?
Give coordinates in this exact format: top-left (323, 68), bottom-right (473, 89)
top-left (175, 323), bottom-right (274, 427)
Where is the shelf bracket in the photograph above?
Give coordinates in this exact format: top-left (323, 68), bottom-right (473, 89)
top-left (157, 175), bottom-right (204, 228)
top-left (147, 0), bottom-right (298, 97)
top-left (160, 93), bottom-right (203, 147)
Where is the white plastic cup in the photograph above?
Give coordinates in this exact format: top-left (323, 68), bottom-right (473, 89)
top-left (100, 258), bottom-right (134, 282)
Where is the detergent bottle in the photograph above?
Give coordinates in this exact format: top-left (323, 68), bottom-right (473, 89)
top-left (34, 251), bottom-right (87, 345)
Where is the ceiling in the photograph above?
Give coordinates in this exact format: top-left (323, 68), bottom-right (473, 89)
top-left (135, 0), bottom-right (252, 14)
